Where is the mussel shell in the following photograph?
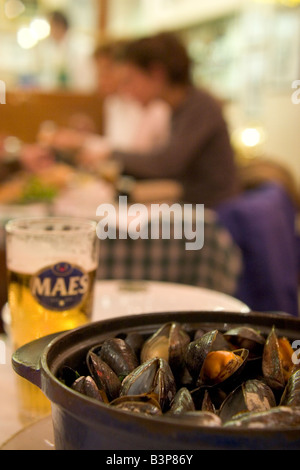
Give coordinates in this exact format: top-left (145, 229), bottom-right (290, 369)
top-left (71, 376), bottom-right (106, 403)
top-left (197, 348), bottom-right (249, 390)
top-left (87, 352), bottom-right (121, 401)
top-left (168, 387), bottom-right (195, 415)
top-left (224, 406), bottom-right (300, 429)
top-left (219, 379), bottom-right (276, 423)
top-left (140, 322), bottom-right (190, 377)
top-left (223, 327), bottom-right (265, 358)
top-left (280, 369), bottom-right (300, 407)
top-left (110, 393), bottom-right (162, 416)
top-left (201, 389), bottom-right (216, 413)
top-left (191, 385), bottom-right (226, 411)
top-left (120, 357), bottom-right (176, 412)
top-left (124, 332), bottom-right (145, 359)
top-left (262, 326), bottom-right (294, 391)
top-left (185, 330), bottom-right (230, 381)
top-left (98, 338), bottom-right (139, 378)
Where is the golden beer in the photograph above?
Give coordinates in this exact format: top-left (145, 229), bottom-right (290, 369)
top-left (8, 269), bottom-right (96, 350)
top-left (6, 217), bottom-right (98, 423)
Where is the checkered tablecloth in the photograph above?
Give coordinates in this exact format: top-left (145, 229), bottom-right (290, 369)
top-left (97, 210), bottom-right (242, 296)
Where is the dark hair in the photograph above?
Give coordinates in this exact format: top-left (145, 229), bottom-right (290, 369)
top-left (115, 32), bottom-right (192, 85)
top-left (49, 10), bottom-right (69, 30)
top-left (94, 40), bottom-right (130, 61)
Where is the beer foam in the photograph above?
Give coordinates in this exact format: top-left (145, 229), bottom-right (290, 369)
top-left (6, 234), bottom-right (98, 274)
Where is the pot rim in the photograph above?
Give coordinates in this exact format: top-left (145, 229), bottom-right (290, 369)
top-left (37, 309), bottom-right (300, 436)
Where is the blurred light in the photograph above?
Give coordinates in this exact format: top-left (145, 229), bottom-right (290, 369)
top-left (17, 27), bottom-right (38, 49)
top-left (30, 18), bottom-right (51, 40)
top-left (4, 0), bottom-right (25, 19)
top-left (255, 0), bottom-right (300, 6)
top-left (241, 128), bottom-right (262, 148)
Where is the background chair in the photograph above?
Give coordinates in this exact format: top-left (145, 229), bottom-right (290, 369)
top-left (216, 182), bottom-right (299, 317)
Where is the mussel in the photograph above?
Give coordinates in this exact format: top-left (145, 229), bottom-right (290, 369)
top-left (184, 328), bottom-right (250, 392)
top-left (280, 369), bottom-right (300, 407)
top-left (140, 322), bottom-right (190, 379)
top-left (110, 394), bottom-right (162, 416)
top-left (262, 326), bottom-right (295, 390)
top-left (98, 338), bottom-right (139, 379)
top-left (223, 326), bottom-right (265, 359)
top-left (224, 406), bottom-right (300, 429)
top-left (87, 352), bottom-right (121, 401)
top-left (219, 379), bottom-right (276, 423)
top-left (199, 349), bottom-right (247, 387)
top-left (185, 329), bottom-right (232, 382)
top-left (168, 387), bottom-right (195, 415)
top-left (120, 357), bottom-right (176, 411)
top-left (71, 376), bottom-right (106, 403)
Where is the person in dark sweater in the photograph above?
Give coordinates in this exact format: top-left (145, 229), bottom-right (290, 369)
top-left (107, 32), bottom-right (239, 207)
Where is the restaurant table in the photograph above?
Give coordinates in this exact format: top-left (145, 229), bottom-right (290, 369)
top-left (0, 279), bottom-right (249, 450)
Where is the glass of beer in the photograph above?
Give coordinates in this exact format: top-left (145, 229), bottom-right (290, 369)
top-left (5, 217), bottom-right (99, 423)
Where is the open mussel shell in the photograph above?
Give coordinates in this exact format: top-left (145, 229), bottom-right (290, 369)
top-left (197, 348), bottom-right (249, 391)
top-left (219, 379), bottom-right (276, 423)
top-left (280, 369), bottom-right (300, 407)
top-left (184, 329), bottom-right (231, 382)
top-left (262, 326), bottom-right (295, 391)
top-left (224, 406), bottom-right (300, 429)
top-left (223, 326), bottom-right (265, 359)
top-left (140, 322), bottom-right (190, 379)
top-left (110, 393), bottom-right (162, 416)
top-left (120, 357), bottom-right (176, 412)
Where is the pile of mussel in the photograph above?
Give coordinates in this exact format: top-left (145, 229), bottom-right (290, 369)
top-left (59, 322), bottom-right (300, 429)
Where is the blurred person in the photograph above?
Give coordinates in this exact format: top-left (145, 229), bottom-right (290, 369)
top-left (93, 42), bottom-right (171, 153)
top-left (45, 41), bottom-right (171, 170)
top-left (89, 33), bottom-right (240, 207)
top-left (36, 10), bottom-right (96, 91)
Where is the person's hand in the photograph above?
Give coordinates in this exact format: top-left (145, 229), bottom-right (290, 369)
top-left (50, 128), bottom-right (87, 151)
top-left (20, 144), bottom-right (55, 173)
top-left (76, 136), bottom-right (111, 171)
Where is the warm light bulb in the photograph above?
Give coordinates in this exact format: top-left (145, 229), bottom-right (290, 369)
top-left (30, 18), bottom-right (51, 40)
top-left (17, 27), bottom-right (38, 49)
top-left (241, 128), bottom-right (261, 148)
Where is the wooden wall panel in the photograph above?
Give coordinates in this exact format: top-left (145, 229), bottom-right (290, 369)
top-left (0, 90), bottom-right (104, 143)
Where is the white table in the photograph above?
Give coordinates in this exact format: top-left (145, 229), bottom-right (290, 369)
top-left (0, 280), bottom-right (249, 449)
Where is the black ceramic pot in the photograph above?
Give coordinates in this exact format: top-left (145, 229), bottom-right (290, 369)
top-left (12, 310), bottom-right (300, 450)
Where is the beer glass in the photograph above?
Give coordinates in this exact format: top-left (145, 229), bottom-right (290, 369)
top-left (5, 217), bottom-right (99, 423)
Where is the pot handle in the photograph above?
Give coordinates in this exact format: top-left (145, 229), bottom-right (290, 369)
top-left (12, 332), bottom-right (63, 388)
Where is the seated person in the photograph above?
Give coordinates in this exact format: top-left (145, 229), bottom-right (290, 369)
top-left (76, 33), bottom-right (240, 208)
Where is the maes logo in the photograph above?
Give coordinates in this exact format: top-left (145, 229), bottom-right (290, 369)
top-left (30, 262), bottom-right (89, 311)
